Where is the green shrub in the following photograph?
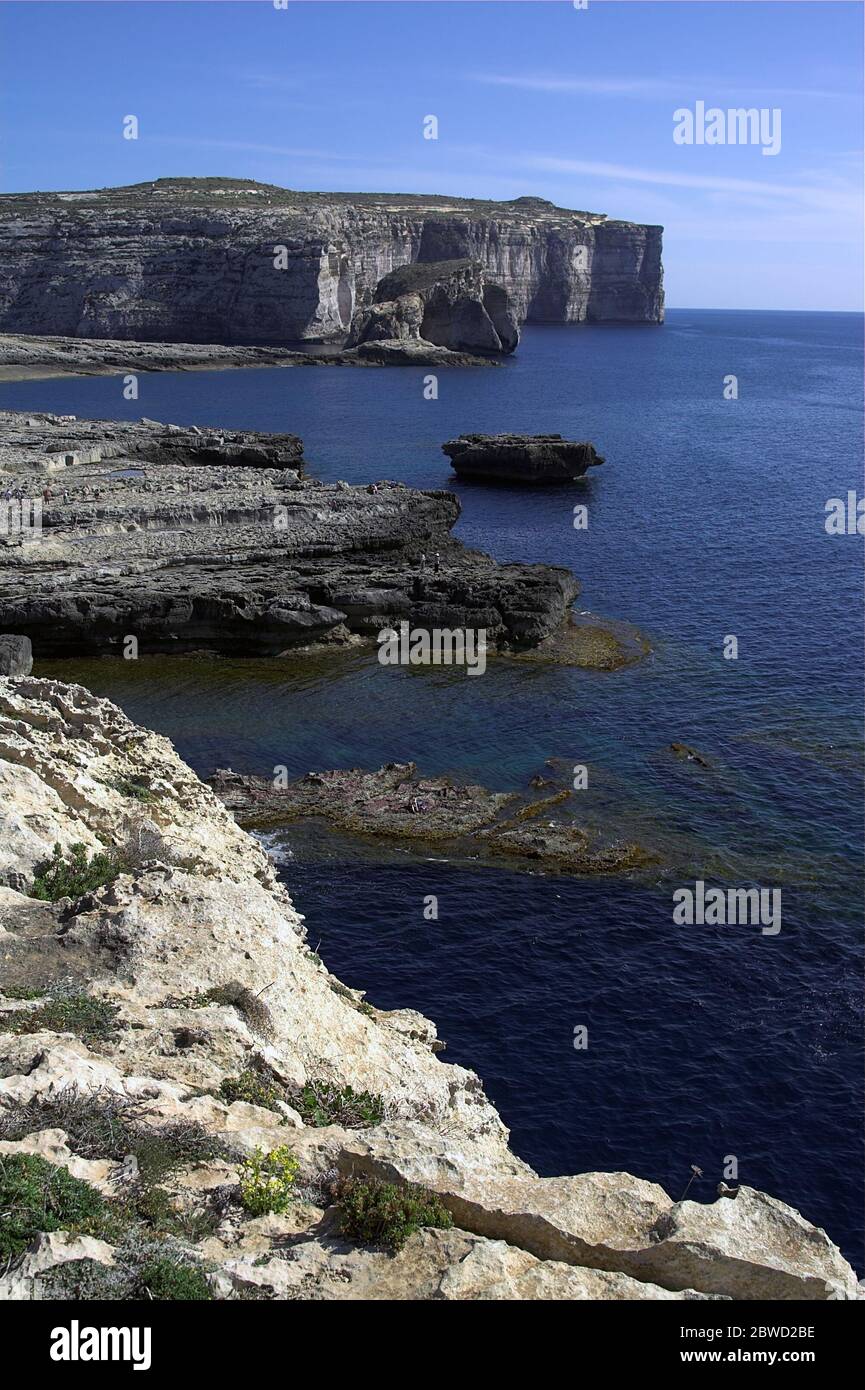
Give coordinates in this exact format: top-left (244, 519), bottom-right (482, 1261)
top-left (336, 1177), bottom-right (452, 1253)
top-left (8, 994), bottom-right (121, 1042)
top-left (0, 1089), bottom-right (223, 1184)
top-left (30, 842), bottom-right (123, 903)
top-left (219, 1070), bottom-right (284, 1115)
top-left (0, 1153), bottom-right (109, 1258)
top-left (137, 1255), bottom-right (212, 1300)
top-left (291, 1079), bottom-right (384, 1130)
top-left (238, 1146), bottom-right (299, 1216)
top-left (110, 776), bottom-right (158, 804)
top-left (44, 1236), bottom-right (213, 1301)
top-left (127, 1186), bottom-right (218, 1244)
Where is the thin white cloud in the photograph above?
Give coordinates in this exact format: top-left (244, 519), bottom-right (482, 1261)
top-left (471, 73), bottom-right (678, 96)
top-left (150, 135), bottom-right (364, 163)
top-left (513, 154), bottom-right (862, 215)
top-left (239, 73), bottom-right (307, 91)
top-left (469, 73), bottom-right (856, 101)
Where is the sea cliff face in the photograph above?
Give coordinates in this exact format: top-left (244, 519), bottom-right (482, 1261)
top-left (0, 675), bottom-right (858, 1301)
top-left (0, 180), bottom-right (664, 343)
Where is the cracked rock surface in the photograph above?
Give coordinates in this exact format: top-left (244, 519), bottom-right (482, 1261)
top-left (0, 410), bottom-right (577, 656)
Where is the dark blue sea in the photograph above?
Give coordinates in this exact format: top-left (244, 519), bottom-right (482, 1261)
top-left (3, 309), bottom-right (862, 1266)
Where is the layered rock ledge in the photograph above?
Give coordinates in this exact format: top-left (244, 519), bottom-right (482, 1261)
top-left (0, 411), bottom-right (576, 656)
top-left (0, 675), bottom-right (858, 1301)
top-left (0, 331), bottom-right (496, 381)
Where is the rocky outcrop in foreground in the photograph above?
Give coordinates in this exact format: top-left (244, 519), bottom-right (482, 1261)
top-left (210, 762), bottom-right (654, 876)
top-left (444, 433), bottom-right (603, 483)
top-left (0, 411), bottom-right (576, 656)
top-left (0, 676), bottom-right (858, 1300)
top-left (0, 180), bottom-right (664, 343)
top-left (347, 260), bottom-right (519, 356)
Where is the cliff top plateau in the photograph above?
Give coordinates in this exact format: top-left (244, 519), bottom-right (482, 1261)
top-left (0, 179), bottom-right (619, 224)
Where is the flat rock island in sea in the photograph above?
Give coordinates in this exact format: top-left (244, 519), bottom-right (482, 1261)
top-left (443, 433), bottom-right (604, 483)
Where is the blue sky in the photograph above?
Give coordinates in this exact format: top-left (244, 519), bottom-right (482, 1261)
top-left (1, 0), bottom-right (862, 309)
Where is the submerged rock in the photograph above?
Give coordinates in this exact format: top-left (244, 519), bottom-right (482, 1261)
top-left (443, 433), bottom-right (603, 483)
top-left (511, 613), bottom-right (650, 671)
top-left (669, 742), bottom-right (712, 769)
top-left (210, 761), bottom-right (656, 877)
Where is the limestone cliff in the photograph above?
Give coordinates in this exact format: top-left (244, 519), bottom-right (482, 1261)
top-left (346, 259), bottom-right (520, 355)
top-left (0, 675), bottom-right (858, 1302)
top-left (0, 179), bottom-right (664, 344)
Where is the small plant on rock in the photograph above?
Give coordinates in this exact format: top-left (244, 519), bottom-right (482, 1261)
top-left (238, 1146), bottom-right (299, 1216)
top-left (336, 1176), bottom-right (452, 1253)
top-left (137, 1255), bottom-right (213, 1300)
top-left (0, 1089), bottom-right (224, 1185)
top-left (109, 775), bottom-right (158, 804)
top-left (8, 994), bottom-right (121, 1043)
top-left (0, 1153), bottom-right (110, 1258)
top-left (30, 842), bottom-right (124, 903)
top-left (219, 1069), bottom-right (284, 1115)
top-left (44, 1234), bottom-right (214, 1301)
top-left (291, 1079), bottom-right (384, 1130)
top-left (166, 982), bottom-right (274, 1038)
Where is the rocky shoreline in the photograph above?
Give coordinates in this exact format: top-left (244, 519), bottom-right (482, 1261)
top-left (0, 674), bottom-right (859, 1301)
top-left (0, 410), bottom-right (578, 657)
top-left (0, 331), bottom-right (497, 382)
